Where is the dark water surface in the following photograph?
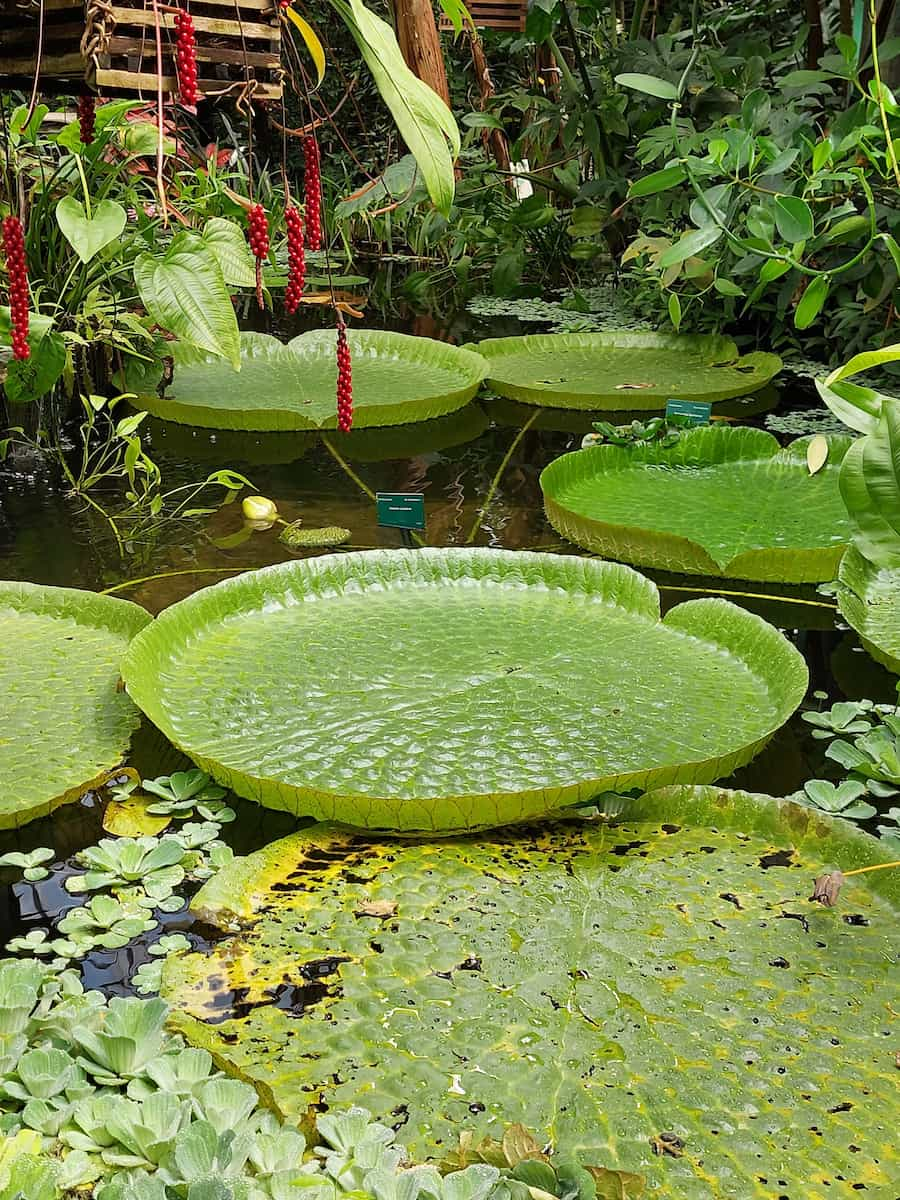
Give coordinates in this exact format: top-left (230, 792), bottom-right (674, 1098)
top-left (1, 304), bottom-right (896, 989)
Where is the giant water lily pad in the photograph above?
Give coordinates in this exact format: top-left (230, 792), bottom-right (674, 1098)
top-left (541, 427), bottom-right (855, 581)
top-left (476, 332), bottom-right (782, 409)
top-left (134, 331), bottom-right (487, 431)
top-left (122, 550), bottom-right (807, 832)
top-left (836, 544), bottom-right (900, 673)
top-left (0, 582), bottom-right (151, 828)
top-left (163, 786), bottom-right (899, 1197)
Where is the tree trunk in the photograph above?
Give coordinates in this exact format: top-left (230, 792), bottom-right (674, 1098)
top-left (805, 0), bottom-right (824, 67)
top-left (466, 25), bottom-right (511, 173)
top-left (393, 0), bottom-right (451, 105)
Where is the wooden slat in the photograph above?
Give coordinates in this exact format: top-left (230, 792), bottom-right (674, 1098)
top-left (191, 0), bottom-right (276, 10)
top-left (1, 0), bottom-right (81, 11)
top-left (108, 6), bottom-right (276, 37)
top-left (0, 50), bottom-right (84, 72)
top-left (105, 35), bottom-right (277, 67)
top-left (2, 21), bottom-right (82, 44)
top-left (94, 66), bottom-right (282, 96)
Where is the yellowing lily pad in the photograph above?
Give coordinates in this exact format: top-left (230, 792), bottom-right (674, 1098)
top-left (163, 786), bottom-right (899, 1195)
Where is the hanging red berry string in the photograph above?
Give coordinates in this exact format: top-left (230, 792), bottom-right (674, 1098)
top-left (77, 93), bottom-right (96, 145)
top-left (284, 205), bottom-right (306, 315)
top-left (303, 135), bottom-right (322, 251)
top-left (247, 203), bottom-right (270, 310)
top-left (2, 215), bottom-right (30, 362)
top-left (173, 7), bottom-right (200, 105)
top-left (336, 317), bottom-right (353, 432)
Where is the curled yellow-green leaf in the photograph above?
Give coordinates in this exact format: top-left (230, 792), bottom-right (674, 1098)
top-left (282, 6), bottom-right (326, 85)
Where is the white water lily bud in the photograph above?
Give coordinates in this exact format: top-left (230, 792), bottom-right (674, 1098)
top-left (241, 495), bottom-right (278, 522)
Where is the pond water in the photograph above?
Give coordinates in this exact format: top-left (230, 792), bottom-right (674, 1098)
top-left (1, 299), bottom-right (896, 993)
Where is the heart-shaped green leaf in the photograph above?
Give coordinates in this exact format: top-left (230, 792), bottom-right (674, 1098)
top-left (55, 197), bottom-right (127, 264)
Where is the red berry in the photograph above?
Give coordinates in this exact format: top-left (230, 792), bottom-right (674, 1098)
top-left (173, 7), bottom-right (200, 104)
top-left (2, 215), bottom-right (29, 361)
top-left (335, 319), bottom-right (353, 431)
top-left (77, 93), bottom-right (96, 145)
top-left (303, 136), bottom-right (322, 251)
top-left (284, 205), bottom-right (306, 314)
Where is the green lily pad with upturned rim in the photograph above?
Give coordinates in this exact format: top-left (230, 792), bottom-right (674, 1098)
top-left (474, 331), bottom-right (782, 410)
top-left (486, 386), bottom-right (781, 434)
top-left (836, 543), bottom-right (900, 673)
top-left (162, 785), bottom-right (898, 1195)
top-left (0, 582), bottom-right (151, 828)
top-left (541, 427), bottom-right (856, 581)
top-left (121, 549), bottom-right (807, 832)
top-left (133, 330), bottom-right (488, 432)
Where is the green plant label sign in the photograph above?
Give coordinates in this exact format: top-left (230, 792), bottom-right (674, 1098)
top-left (666, 398), bottom-right (712, 425)
top-left (376, 492), bottom-right (426, 530)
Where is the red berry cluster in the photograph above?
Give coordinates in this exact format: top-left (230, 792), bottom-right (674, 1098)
top-left (284, 205), bottom-right (306, 314)
top-left (248, 203), bottom-right (270, 260)
top-left (2, 215), bottom-right (30, 361)
top-left (336, 320), bottom-right (353, 432)
top-left (77, 93), bottom-right (96, 145)
top-left (173, 8), bottom-right (200, 105)
top-left (303, 135), bottom-right (322, 251)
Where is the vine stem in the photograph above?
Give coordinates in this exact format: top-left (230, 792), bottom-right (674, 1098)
top-left (842, 860), bottom-right (900, 877)
top-left (321, 436), bottom-right (425, 547)
top-left (869, 0), bottom-right (900, 191)
top-left (101, 566), bottom-right (255, 595)
top-left (465, 412), bottom-right (539, 545)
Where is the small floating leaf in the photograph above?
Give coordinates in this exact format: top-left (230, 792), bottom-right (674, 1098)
top-left (807, 434), bottom-right (829, 474)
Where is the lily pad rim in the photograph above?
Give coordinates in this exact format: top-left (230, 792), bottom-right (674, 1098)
top-left (121, 548), bottom-right (808, 831)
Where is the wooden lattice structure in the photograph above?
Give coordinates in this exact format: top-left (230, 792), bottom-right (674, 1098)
top-left (0, 0), bottom-right (282, 98)
top-left (439, 0), bottom-right (526, 33)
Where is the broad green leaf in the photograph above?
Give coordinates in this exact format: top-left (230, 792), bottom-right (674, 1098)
top-left (133, 330), bottom-right (485, 431)
top-left (759, 258), bottom-right (791, 283)
top-left (759, 146), bottom-right (799, 176)
top-left (773, 195), bottom-right (814, 242)
top-left (163, 786), bottom-right (898, 1196)
top-left (815, 378), bottom-right (884, 434)
top-left (667, 291), bottom-right (682, 329)
top-left (475, 332), bottom-right (782, 409)
top-left (133, 237), bottom-right (241, 369)
top-left (121, 122), bottom-right (176, 157)
top-left (55, 197), bottom-right (127, 264)
top-left (122, 550), bottom-right (807, 831)
top-left (282, 6), bottom-right (326, 84)
top-left (335, 0), bottom-right (459, 214)
top-left (836, 544), bottom-right (900, 673)
top-left (540, 428), bottom-right (855, 580)
top-left (794, 274), bottom-right (829, 329)
top-left (199, 217), bottom-right (257, 288)
top-left (0, 583), bottom-right (150, 828)
top-left (627, 164), bottom-right (685, 198)
top-left (614, 72), bottom-right (678, 100)
top-left (857, 402), bottom-right (900, 560)
top-left (3, 331), bottom-right (66, 404)
top-left (657, 224), bottom-right (722, 268)
top-left (825, 340), bottom-right (900, 384)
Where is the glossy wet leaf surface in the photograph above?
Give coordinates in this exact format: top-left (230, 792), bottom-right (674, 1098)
top-left (163, 787), bottom-right (899, 1198)
top-left (836, 544), bottom-right (900, 673)
top-left (475, 332), bottom-right (782, 409)
top-left (0, 583), bottom-right (151, 828)
top-left (133, 331), bottom-right (486, 431)
top-left (121, 550), bottom-right (807, 831)
top-left (541, 428), bottom-right (855, 580)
